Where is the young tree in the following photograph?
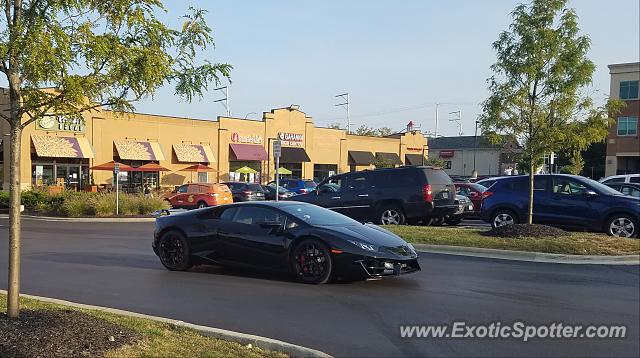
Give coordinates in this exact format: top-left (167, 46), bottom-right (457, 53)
top-left (1, 0), bottom-right (230, 318)
top-left (480, 0), bottom-right (620, 224)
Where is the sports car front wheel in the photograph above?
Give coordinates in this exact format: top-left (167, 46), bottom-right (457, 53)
top-left (158, 230), bottom-right (193, 271)
top-left (292, 239), bottom-right (333, 284)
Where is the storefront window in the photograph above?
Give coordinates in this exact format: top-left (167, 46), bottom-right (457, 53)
top-left (280, 163), bottom-right (302, 179)
top-left (31, 155), bottom-right (89, 190)
top-left (313, 164), bottom-right (338, 182)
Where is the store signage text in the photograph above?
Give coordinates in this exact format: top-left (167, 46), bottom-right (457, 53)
top-left (406, 147), bottom-right (424, 152)
top-left (439, 150), bottom-right (455, 158)
top-left (231, 132), bottom-right (263, 144)
top-left (37, 115), bottom-right (86, 133)
top-left (278, 132), bottom-right (304, 147)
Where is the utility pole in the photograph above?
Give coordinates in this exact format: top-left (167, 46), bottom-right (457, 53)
top-left (214, 86), bottom-right (231, 117)
top-left (335, 93), bottom-right (351, 134)
top-left (434, 102), bottom-right (439, 138)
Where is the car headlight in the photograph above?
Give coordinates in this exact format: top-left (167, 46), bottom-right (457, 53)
top-left (348, 240), bottom-right (377, 252)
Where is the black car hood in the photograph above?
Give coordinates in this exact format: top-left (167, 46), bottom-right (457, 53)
top-left (316, 223), bottom-right (408, 247)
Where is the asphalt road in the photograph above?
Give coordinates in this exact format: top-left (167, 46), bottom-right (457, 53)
top-left (1, 218), bottom-right (638, 358)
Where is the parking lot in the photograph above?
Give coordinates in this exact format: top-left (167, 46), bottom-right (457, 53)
top-left (1, 217), bottom-right (638, 357)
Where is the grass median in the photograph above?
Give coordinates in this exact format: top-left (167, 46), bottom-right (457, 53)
top-left (384, 225), bottom-right (640, 256)
top-left (0, 294), bottom-right (287, 358)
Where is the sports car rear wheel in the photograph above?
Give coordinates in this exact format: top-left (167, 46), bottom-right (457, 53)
top-left (292, 239), bottom-right (333, 284)
top-left (158, 230), bottom-right (193, 271)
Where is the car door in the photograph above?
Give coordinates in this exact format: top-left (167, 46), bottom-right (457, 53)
top-left (170, 184), bottom-right (189, 208)
top-left (190, 206), bottom-right (236, 263)
top-left (217, 206), bottom-right (290, 270)
top-left (546, 177), bottom-right (599, 228)
top-left (339, 172), bottom-right (374, 220)
top-left (314, 176), bottom-right (346, 211)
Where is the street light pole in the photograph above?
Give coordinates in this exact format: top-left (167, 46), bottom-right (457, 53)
top-left (335, 93), bottom-right (351, 134)
top-left (472, 120), bottom-right (479, 178)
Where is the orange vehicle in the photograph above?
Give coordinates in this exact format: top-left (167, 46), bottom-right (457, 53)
top-left (165, 183), bottom-right (233, 209)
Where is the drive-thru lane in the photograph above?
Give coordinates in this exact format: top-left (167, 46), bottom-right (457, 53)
top-left (1, 218), bottom-right (638, 357)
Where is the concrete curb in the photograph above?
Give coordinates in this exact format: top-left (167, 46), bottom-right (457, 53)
top-left (0, 214), bottom-right (156, 223)
top-left (0, 290), bottom-right (332, 358)
top-left (414, 244), bottom-right (640, 265)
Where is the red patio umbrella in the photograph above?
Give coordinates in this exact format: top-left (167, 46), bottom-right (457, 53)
top-left (180, 164), bottom-right (217, 183)
top-left (131, 163), bottom-right (171, 172)
top-left (180, 164), bottom-right (217, 172)
top-left (90, 161), bottom-right (134, 171)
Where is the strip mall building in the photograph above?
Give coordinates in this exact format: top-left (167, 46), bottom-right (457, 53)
top-left (1, 96), bottom-right (428, 190)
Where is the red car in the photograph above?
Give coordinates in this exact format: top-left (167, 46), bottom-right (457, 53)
top-left (165, 183), bottom-right (233, 209)
top-left (454, 182), bottom-right (487, 217)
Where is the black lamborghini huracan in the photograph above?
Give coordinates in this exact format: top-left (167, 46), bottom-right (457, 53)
top-left (152, 201), bottom-right (420, 284)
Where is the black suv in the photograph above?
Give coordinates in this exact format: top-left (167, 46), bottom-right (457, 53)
top-left (222, 182), bottom-right (266, 202)
top-left (288, 166), bottom-right (457, 225)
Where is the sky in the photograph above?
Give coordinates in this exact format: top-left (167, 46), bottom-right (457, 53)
top-left (10, 1), bottom-right (640, 136)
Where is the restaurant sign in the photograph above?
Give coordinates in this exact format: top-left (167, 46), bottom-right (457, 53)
top-left (37, 115), bottom-right (86, 133)
top-left (231, 132), bottom-right (263, 144)
top-left (406, 147), bottom-right (424, 152)
top-left (278, 132), bottom-right (304, 147)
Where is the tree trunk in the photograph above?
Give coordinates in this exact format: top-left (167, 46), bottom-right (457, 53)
top-left (528, 158), bottom-right (534, 225)
top-left (7, 123), bottom-right (22, 318)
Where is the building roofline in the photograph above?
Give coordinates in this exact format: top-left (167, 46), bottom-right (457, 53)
top-left (103, 109), bottom-right (217, 123)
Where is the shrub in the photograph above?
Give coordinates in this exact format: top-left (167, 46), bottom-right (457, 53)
top-left (60, 192), bottom-right (93, 217)
top-left (90, 193), bottom-right (117, 217)
top-left (0, 191), bottom-right (9, 208)
top-left (21, 190), bottom-right (50, 210)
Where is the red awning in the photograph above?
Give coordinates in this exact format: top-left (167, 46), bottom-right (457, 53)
top-left (229, 144), bottom-right (268, 161)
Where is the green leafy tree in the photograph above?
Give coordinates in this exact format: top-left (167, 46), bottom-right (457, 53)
top-left (375, 126), bottom-right (394, 137)
top-left (480, 0), bottom-right (621, 224)
top-left (1, 0), bottom-right (230, 317)
top-left (326, 122), bottom-right (342, 129)
top-left (424, 157), bottom-right (445, 168)
top-left (354, 124), bottom-right (395, 137)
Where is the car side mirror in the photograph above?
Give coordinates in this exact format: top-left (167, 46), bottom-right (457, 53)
top-left (585, 190), bottom-right (598, 198)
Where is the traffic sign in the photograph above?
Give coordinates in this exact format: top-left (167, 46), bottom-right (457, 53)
top-left (114, 163), bottom-right (120, 174)
top-left (273, 140), bottom-right (282, 158)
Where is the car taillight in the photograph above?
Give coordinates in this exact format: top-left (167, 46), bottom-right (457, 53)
top-left (242, 190), bottom-right (252, 196)
top-left (299, 188), bottom-right (308, 194)
top-left (209, 193), bottom-right (220, 197)
top-left (482, 191), bottom-right (493, 199)
top-left (422, 184), bottom-right (432, 202)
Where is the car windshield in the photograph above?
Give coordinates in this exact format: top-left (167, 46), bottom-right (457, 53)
top-left (280, 204), bottom-right (360, 226)
top-left (581, 177), bottom-right (625, 196)
top-left (267, 184), bottom-right (289, 192)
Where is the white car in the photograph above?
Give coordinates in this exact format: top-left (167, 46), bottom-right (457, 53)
top-left (599, 174), bottom-right (640, 184)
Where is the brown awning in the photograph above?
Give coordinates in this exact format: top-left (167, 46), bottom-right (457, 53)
top-left (405, 154), bottom-right (427, 166)
top-left (348, 151), bottom-right (375, 165)
top-left (32, 135), bottom-right (95, 159)
top-left (229, 143), bottom-right (268, 161)
top-left (375, 152), bottom-right (403, 165)
top-left (280, 147), bottom-right (311, 163)
top-left (173, 144), bottom-right (215, 163)
top-left (114, 140), bottom-right (165, 161)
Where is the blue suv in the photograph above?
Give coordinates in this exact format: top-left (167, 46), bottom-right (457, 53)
top-left (269, 179), bottom-right (317, 194)
top-left (481, 174), bottom-right (640, 238)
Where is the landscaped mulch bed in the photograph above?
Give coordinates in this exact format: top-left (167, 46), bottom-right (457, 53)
top-left (0, 309), bottom-right (141, 358)
top-left (483, 224), bottom-right (570, 238)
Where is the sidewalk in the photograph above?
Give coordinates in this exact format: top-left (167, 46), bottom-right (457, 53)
top-left (414, 244), bottom-right (640, 265)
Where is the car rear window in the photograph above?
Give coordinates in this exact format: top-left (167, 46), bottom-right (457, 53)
top-left (424, 169), bottom-right (452, 185)
top-left (304, 181), bottom-right (317, 188)
top-left (469, 183), bottom-right (487, 192)
top-left (224, 182), bottom-right (243, 190)
top-left (373, 170), bottom-right (421, 188)
top-left (630, 177), bottom-right (640, 183)
top-left (247, 184), bottom-right (265, 192)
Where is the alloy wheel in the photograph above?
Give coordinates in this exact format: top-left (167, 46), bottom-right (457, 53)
top-left (609, 218), bottom-right (635, 238)
top-left (381, 209), bottom-right (401, 225)
top-left (493, 213), bottom-right (514, 228)
top-left (294, 243), bottom-right (328, 283)
top-left (160, 235), bottom-right (185, 268)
